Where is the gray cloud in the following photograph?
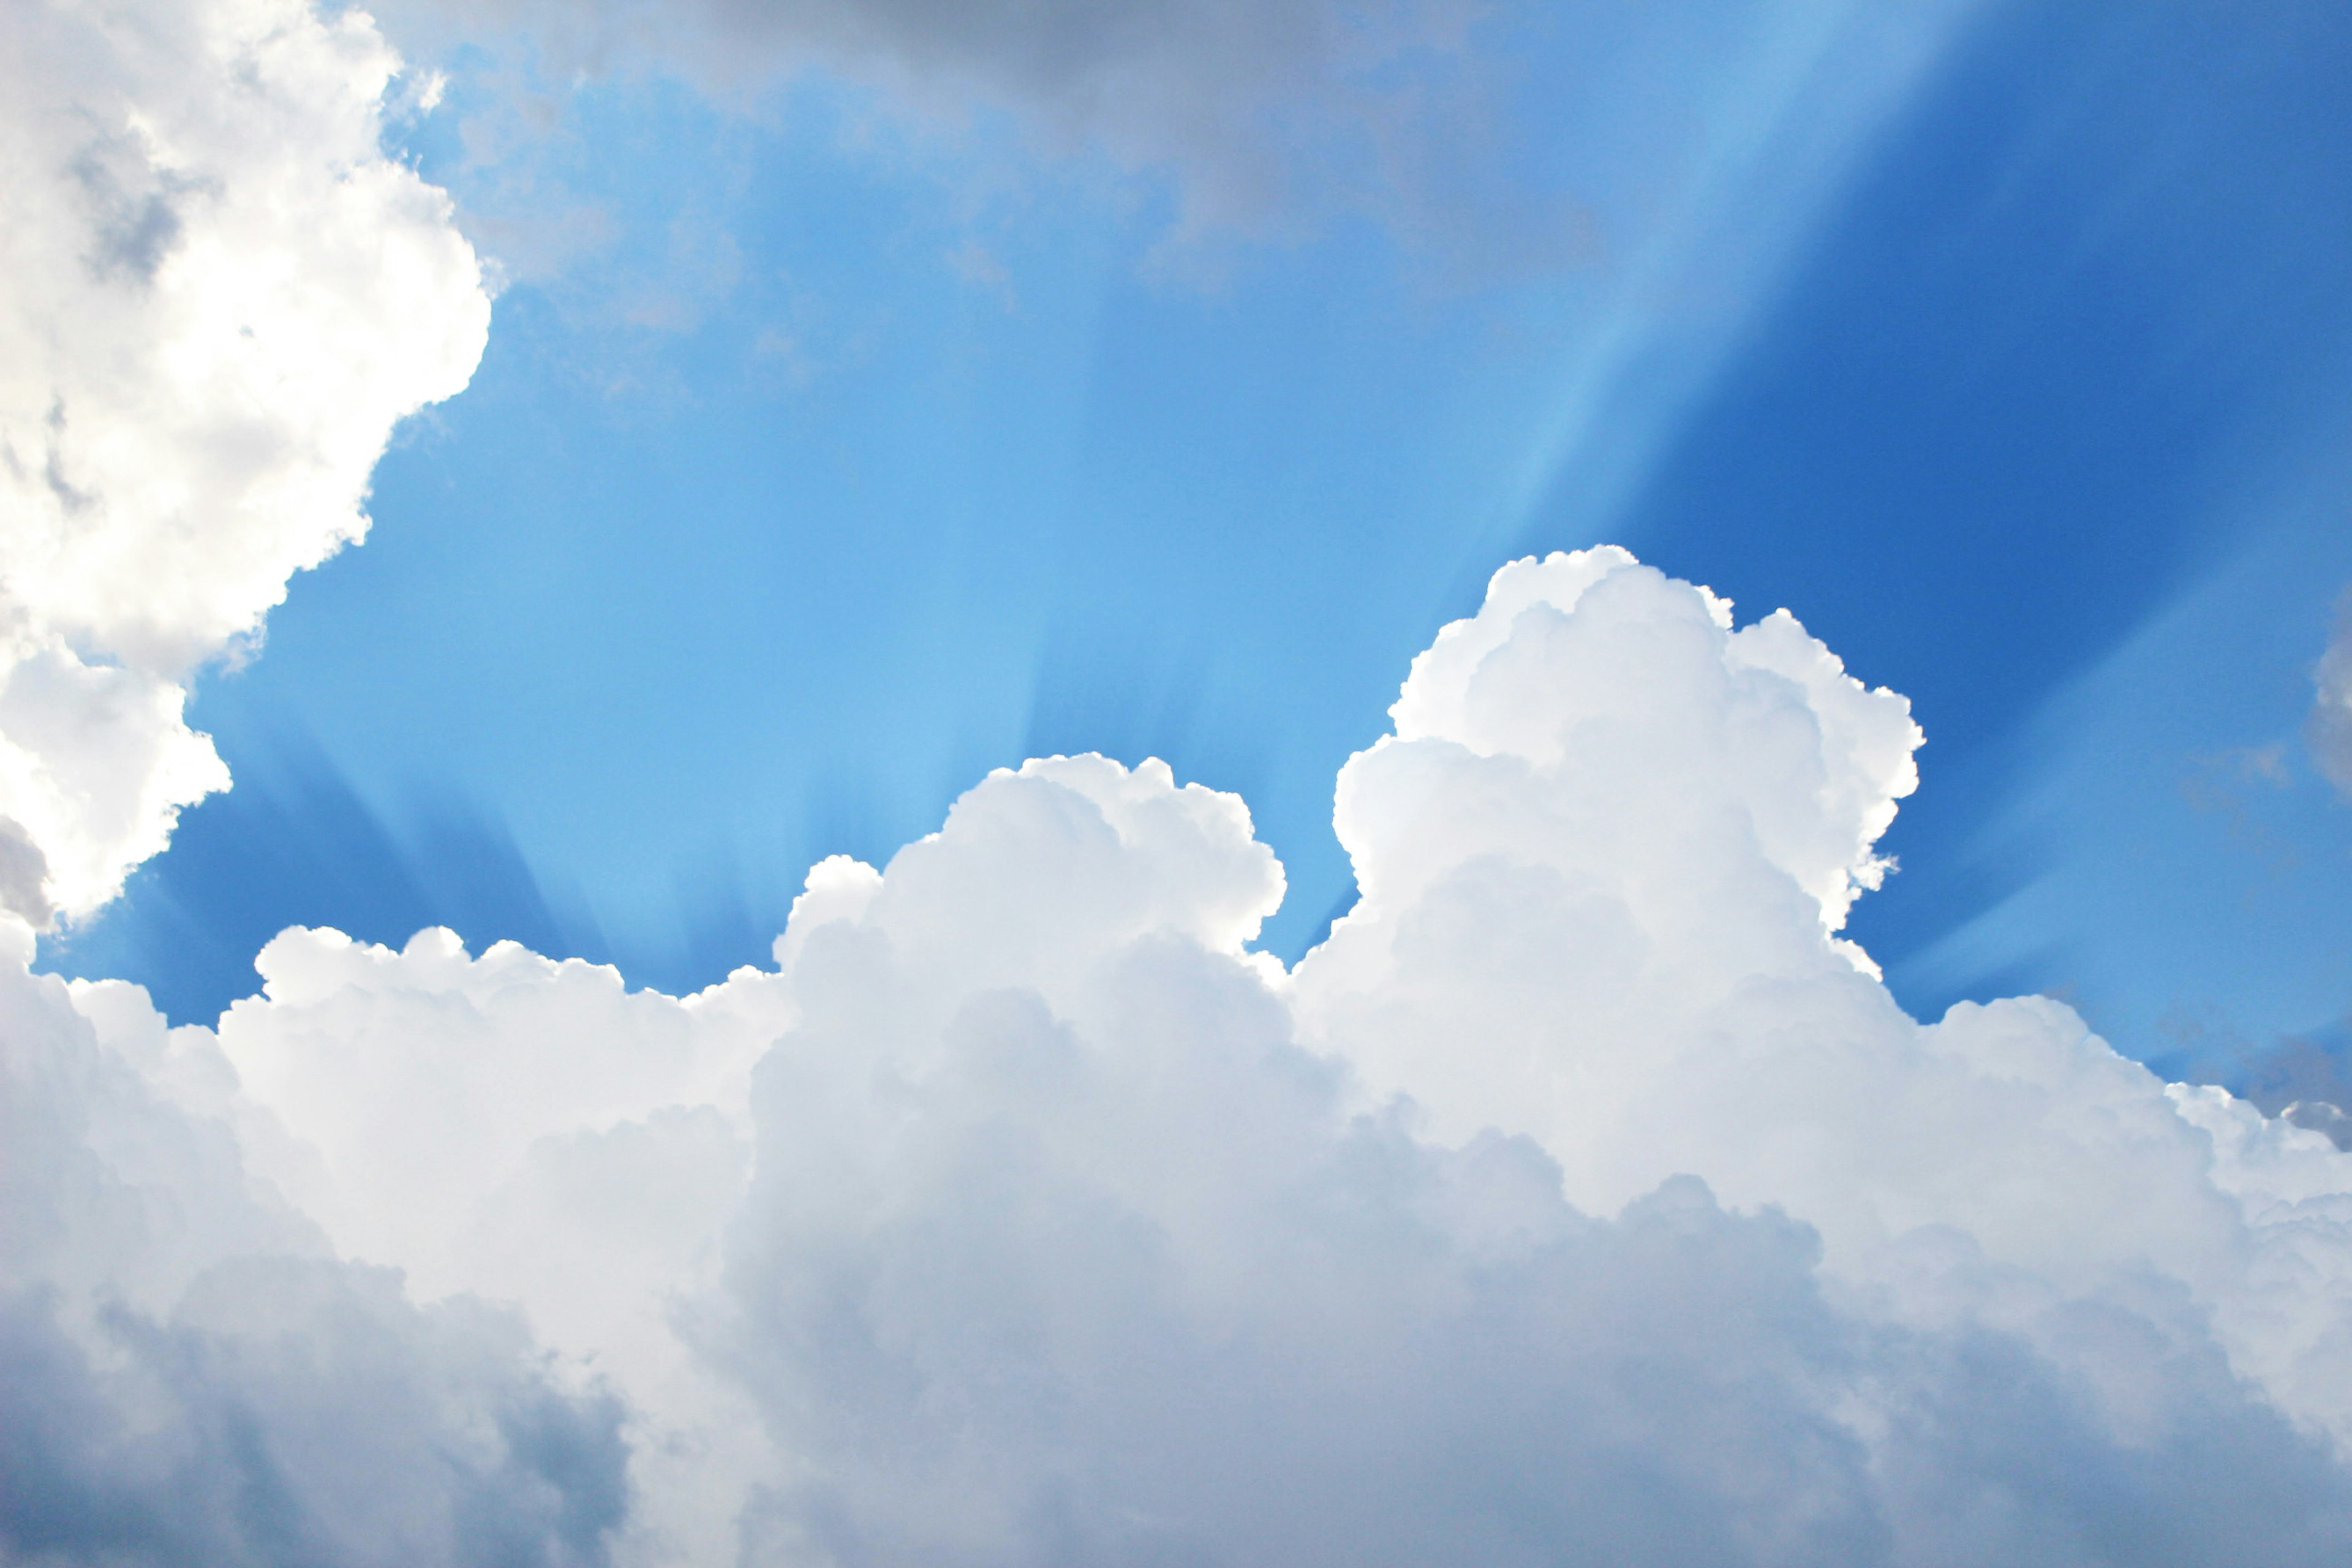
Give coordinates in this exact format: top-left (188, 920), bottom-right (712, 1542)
top-left (0, 816), bottom-right (55, 926)
top-left (66, 127), bottom-right (206, 284)
top-left (377, 0), bottom-right (1577, 270)
top-left (0, 1270), bottom-right (626, 1568)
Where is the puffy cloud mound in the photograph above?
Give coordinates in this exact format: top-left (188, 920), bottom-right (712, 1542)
top-left (21, 549), bottom-right (2352, 1562)
top-left (0, 0), bottom-right (489, 921)
top-left (0, 929), bottom-right (627, 1567)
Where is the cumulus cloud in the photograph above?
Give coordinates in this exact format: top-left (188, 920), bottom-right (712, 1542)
top-left (0, 0), bottom-right (489, 921)
top-left (2310, 586), bottom-right (2352, 800)
top-left (21, 546), bottom-right (2352, 1562)
top-left (0, 927), bottom-right (628, 1566)
top-left (1294, 553), bottom-right (2352, 1436)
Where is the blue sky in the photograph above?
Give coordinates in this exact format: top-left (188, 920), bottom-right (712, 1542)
top-left (43, 0), bottom-right (2352, 1088)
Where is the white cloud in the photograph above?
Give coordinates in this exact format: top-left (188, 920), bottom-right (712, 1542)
top-left (0, 0), bottom-right (489, 921)
top-left (1291, 554), bottom-right (2352, 1440)
top-left (19, 548), bottom-right (2352, 1561)
top-left (0, 926), bottom-right (630, 1566)
top-left (2310, 586), bottom-right (2352, 800)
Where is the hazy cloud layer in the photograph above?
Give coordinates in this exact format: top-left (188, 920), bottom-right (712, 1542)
top-left (374, 0), bottom-right (1580, 269)
top-left (0, 0), bottom-right (488, 921)
top-left (2310, 587), bottom-right (2352, 800)
top-left (17, 549), bottom-right (2352, 1563)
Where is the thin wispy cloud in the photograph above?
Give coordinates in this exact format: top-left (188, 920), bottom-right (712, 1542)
top-left (379, 0), bottom-right (1572, 271)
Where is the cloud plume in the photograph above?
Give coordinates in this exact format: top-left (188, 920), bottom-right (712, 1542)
top-left (17, 547), bottom-right (2352, 1562)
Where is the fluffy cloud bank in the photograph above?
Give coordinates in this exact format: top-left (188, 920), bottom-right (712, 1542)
top-left (1, 921), bottom-right (627, 1566)
top-left (0, 0), bottom-right (488, 921)
top-left (17, 546), bottom-right (2352, 1564)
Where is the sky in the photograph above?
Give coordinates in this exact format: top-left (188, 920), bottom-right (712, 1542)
top-left (10, 0), bottom-right (2352, 1563)
top-left (31, 0), bottom-right (2352, 1092)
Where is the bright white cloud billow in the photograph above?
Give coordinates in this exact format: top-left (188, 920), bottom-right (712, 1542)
top-left (16, 547), bottom-right (2352, 1564)
top-left (0, 0), bottom-right (488, 921)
